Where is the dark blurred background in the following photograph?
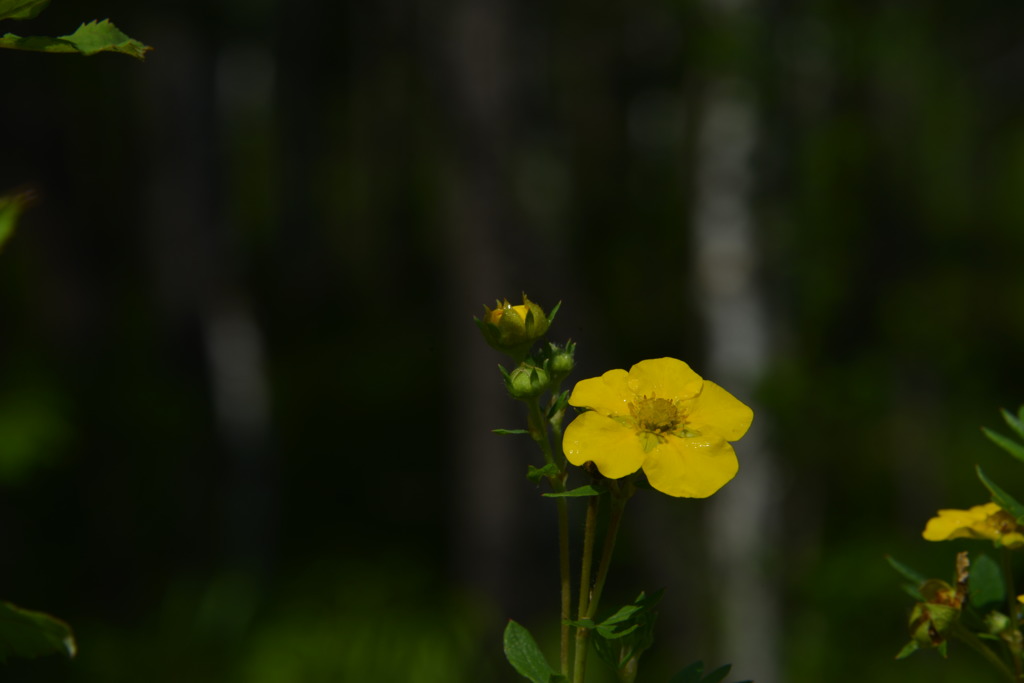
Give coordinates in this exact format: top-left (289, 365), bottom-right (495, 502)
top-left (3, 0), bottom-right (1024, 681)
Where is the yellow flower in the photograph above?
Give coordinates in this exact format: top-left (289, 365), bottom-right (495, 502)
top-left (922, 502), bottom-right (1024, 549)
top-left (561, 357), bottom-right (753, 498)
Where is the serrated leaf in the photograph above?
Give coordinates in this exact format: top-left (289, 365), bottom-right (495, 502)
top-left (976, 465), bottom-right (1024, 524)
top-left (503, 620), bottom-right (563, 683)
top-left (984, 428), bottom-right (1024, 464)
top-left (0, 601), bottom-right (75, 662)
top-left (0, 19), bottom-right (151, 59)
top-left (494, 428), bottom-right (530, 436)
top-left (542, 484), bottom-right (602, 498)
top-left (969, 553), bottom-right (1006, 609)
top-left (0, 0), bottom-right (49, 21)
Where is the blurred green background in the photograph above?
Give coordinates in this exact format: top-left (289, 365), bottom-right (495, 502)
top-left (2, 0), bottom-right (1024, 681)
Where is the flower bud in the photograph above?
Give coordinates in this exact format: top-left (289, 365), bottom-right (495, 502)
top-left (986, 611), bottom-right (1012, 635)
top-left (475, 295), bottom-right (550, 360)
top-left (547, 342), bottom-right (575, 380)
top-left (908, 601), bottom-right (957, 649)
top-left (506, 365), bottom-right (550, 400)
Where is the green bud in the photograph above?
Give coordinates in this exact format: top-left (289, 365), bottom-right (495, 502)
top-left (908, 602), bottom-right (957, 648)
top-left (475, 294), bottom-right (550, 360)
top-left (986, 611), bottom-right (1012, 635)
top-left (506, 365), bottom-right (550, 399)
top-left (548, 342), bottom-right (575, 379)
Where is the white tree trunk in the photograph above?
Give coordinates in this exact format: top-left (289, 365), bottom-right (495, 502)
top-left (692, 78), bottom-right (781, 683)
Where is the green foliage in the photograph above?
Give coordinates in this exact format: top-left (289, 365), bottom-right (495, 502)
top-left (542, 484), bottom-right (603, 498)
top-left (527, 463), bottom-right (560, 482)
top-left (0, 601), bottom-right (75, 662)
top-left (590, 591), bottom-right (662, 676)
top-left (885, 555), bottom-right (927, 601)
top-left (502, 620), bottom-right (566, 683)
top-left (0, 0), bottom-right (50, 21)
top-left (967, 553), bottom-right (1005, 610)
top-left (983, 407), bottom-right (1024, 465)
top-left (0, 190), bottom-right (32, 253)
top-left (0, 1), bottom-right (150, 58)
top-left (669, 660), bottom-right (750, 683)
top-left (975, 465), bottom-right (1024, 525)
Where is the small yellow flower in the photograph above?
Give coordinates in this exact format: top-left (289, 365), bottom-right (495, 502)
top-left (922, 502), bottom-right (1024, 549)
top-left (562, 357), bottom-right (753, 498)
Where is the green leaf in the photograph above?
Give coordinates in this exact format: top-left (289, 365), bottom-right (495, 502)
top-left (969, 553), bottom-right (1006, 609)
top-left (494, 428), bottom-right (530, 436)
top-left (983, 428), bottom-right (1024, 464)
top-left (0, 19), bottom-right (152, 59)
top-left (0, 0), bottom-right (49, 21)
top-left (670, 659), bottom-right (748, 683)
top-left (895, 640), bottom-right (920, 660)
top-left (670, 661), bottom-right (705, 683)
top-left (976, 465), bottom-right (1024, 524)
top-left (899, 582), bottom-right (924, 602)
top-left (0, 190), bottom-right (33, 253)
top-left (503, 619), bottom-right (564, 683)
top-left (543, 484), bottom-right (603, 498)
top-left (546, 390), bottom-right (569, 420)
top-left (1002, 408), bottom-right (1024, 442)
top-left (596, 603), bottom-right (643, 629)
top-left (886, 555), bottom-right (928, 587)
top-left (527, 463), bottom-right (559, 482)
top-left (0, 600), bottom-right (75, 662)
top-left (701, 664), bottom-right (733, 683)
top-left (546, 301), bottom-right (562, 325)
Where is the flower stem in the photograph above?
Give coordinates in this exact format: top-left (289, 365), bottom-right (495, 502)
top-left (573, 479), bottom-right (634, 683)
top-left (572, 494), bottom-right (601, 681)
top-left (953, 622), bottom-right (1018, 682)
top-left (588, 480), bottom-right (632, 619)
top-left (1001, 548), bottom-right (1023, 680)
top-left (525, 397), bottom-right (572, 676)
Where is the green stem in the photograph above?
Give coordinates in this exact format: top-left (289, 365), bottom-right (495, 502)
top-left (953, 622), bottom-right (1018, 682)
top-left (556, 494), bottom-right (572, 676)
top-left (587, 480), bottom-right (631, 620)
top-left (526, 397), bottom-right (572, 676)
top-left (1001, 548), bottom-right (1023, 680)
top-left (572, 494), bottom-right (601, 681)
top-left (573, 480), bottom-right (634, 683)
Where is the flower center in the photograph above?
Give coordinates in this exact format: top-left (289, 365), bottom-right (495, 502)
top-left (630, 395), bottom-right (683, 434)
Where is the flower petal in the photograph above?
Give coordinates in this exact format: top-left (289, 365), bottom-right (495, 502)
top-left (685, 381), bottom-right (753, 442)
top-left (641, 434), bottom-right (738, 498)
top-left (568, 368), bottom-right (632, 416)
top-left (626, 358), bottom-right (703, 400)
top-left (922, 503), bottom-right (1003, 542)
top-left (563, 411), bottom-right (646, 479)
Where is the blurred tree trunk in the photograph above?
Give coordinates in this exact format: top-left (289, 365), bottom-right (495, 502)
top-left (435, 0), bottom-right (535, 617)
top-left (691, 2), bottom-right (781, 682)
top-left (141, 6), bottom-right (277, 636)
